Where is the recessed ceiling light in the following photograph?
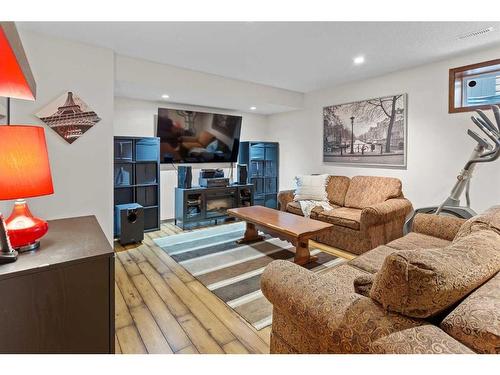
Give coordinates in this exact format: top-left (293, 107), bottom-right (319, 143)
top-left (161, 94), bottom-right (170, 99)
top-left (250, 106), bottom-right (257, 110)
top-left (353, 56), bottom-right (365, 65)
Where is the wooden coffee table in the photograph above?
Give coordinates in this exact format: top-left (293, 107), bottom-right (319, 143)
top-left (227, 206), bottom-right (333, 265)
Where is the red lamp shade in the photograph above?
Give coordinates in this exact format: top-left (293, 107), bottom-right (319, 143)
top-left (0, 126), bottom-right (54, 200)
top-left (0, 22), bottom-right (36, 100)
top-left (0, 126), bottom-right (53, 251)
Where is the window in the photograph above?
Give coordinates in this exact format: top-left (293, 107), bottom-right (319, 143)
top-left (449, 58), bottom-right (500, 113)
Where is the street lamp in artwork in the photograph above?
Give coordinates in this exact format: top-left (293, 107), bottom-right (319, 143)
top-left (350, 116), bottom-right (355, 154)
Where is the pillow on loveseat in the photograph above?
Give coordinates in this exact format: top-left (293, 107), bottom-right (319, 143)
top-left (370, 230), bottom-right (500, 318)
top-left (293, 174), bottom-right (330, 202)
top-left (454, 205), bottom-right (500, 241)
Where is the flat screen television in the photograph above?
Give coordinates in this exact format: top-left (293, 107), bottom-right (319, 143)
top-left (156, 108), bottom-right (242, 164)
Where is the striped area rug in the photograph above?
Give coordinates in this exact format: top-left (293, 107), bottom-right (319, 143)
top-left (154, 222), bottom-right (345, 330)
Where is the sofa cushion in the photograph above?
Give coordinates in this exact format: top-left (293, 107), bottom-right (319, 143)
top-left (440, 272), bottom-right (500, 354)
top-left (454, 205), bottom-right (500, 241)
top-left (344, 176), bottom-right (402, 209)
top-left (349, 245), bottom-right (398, 274)
top-left (386, 232), bottom-right (451, 251)
top-left (316, 207), bottom-right (362, 230)
top-left (287, 201), bottom-right (304, 216)
top-left (349, 234), bottom-right (451, 274)
top-left (316, 264), bottom-right (372, 293)
top-left (371, 325), bottom-right (474, 354)
top-left (370, 230), bottom-right (500, 318)
top-left (326, 175), bottom-right (351, 206)
top-left (286, 201), bottom-right (331, 218)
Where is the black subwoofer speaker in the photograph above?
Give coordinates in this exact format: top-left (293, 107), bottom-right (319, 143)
top-left (178, 166), bottom-right (192, 189)
top-left (237, 164), bottom-right (248, 184)
top-left (119, 206), bottom-right (144, 245)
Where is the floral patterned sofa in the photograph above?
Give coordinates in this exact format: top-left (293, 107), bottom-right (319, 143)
top-left (261, 206), bottom-right (500, 354)
top-left (277, 175), bottom-right (413, 254)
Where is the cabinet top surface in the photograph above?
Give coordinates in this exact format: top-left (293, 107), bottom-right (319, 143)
top-left (0, 216), bottom-right (113, 279)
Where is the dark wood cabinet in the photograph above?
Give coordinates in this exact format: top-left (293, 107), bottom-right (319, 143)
top-left (0, 216), bottom-right (114, 353)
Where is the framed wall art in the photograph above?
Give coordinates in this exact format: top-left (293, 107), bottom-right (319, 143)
top-left (323, 93), bottom-right (407, 168)
top-left (36, 91), bottom-right (101, 144)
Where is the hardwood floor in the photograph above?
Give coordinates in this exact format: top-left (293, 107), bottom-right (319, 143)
top-left (114, 222), bottom-right (271, 354)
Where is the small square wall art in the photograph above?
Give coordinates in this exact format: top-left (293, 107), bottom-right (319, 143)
top-left (36, 91), bottom-right (101, 144)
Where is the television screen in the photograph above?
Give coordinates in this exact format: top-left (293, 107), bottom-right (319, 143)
top-left (157, 108), bottom-right (242, 164)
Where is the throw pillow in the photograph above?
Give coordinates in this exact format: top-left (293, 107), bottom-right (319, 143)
top-left (454, 205), bottom-right (500, 241)
top-left (370, 230), bottom-right (500, 319)
top-left (293, 174), bottom-right (330, 202)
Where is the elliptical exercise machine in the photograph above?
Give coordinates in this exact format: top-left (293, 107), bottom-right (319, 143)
top-left (404, 105), bottom-right (500, 232)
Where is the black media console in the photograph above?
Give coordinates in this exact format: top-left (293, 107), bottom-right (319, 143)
top-left (174, 184), bottom-right (254, 229)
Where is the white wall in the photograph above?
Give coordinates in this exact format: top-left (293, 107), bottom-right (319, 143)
top-left (268, 46), bottom-right (500, 214)
top-left (0, 31), bottom-right (114, 243)
top-left (115, 55), bottom-right (303, 115)
top-left (114, 97), bottom-right (270, 220)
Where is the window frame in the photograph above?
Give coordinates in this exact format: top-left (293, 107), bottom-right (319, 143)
top-left (448, 58), bottom-right (500, 114)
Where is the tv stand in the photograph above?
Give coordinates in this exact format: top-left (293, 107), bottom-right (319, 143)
top-left (175, 184), bottom-right (254, 229)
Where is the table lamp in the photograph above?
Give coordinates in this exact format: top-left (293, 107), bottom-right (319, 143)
top-left (1, 22), bottom-right (42, 263)
top-left (0, 126), bottom-right (54, 256)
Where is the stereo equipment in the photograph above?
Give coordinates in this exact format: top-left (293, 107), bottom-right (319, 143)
top-left (237, 164), bottom-right (248, 185)
top-left (199, 177), bottom-right (230, 188)
top-left (115, 203), bottom-right (144, 245)
top-left (200, 168), bottom-right (224, 179)
top-left (177, 166), bottom-right (192, 189)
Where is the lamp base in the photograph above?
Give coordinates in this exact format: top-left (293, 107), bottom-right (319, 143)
top-left (5, 199), bottom-right (48, 252)
top-left (0, 250), bottom-right (18, 264)
top-left (15, 241), bottom-right (40, 253)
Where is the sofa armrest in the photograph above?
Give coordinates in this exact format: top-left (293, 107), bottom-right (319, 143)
top-left (277, 190), bottom-right (295, 211)
top-left (261, 260), bottom-right (423, 353)
top-left (371, 325), bottom-right (474, 354)
top-left (360, 198), bottom-right (413, 229)
top-left (412, 213), bottom-right (466, 241)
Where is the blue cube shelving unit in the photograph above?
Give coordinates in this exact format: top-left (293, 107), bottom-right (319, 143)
top-left (114, 136), bottom-right (160, 237)
top-left (238, 141), bottom-right (279, 209)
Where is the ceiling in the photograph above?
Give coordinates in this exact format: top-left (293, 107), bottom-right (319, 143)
top-left (18, 22), bottom-right (500, 93)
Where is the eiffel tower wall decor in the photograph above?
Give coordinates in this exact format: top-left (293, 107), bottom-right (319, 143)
top-left (36, 91), bottom-right (101, 144)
